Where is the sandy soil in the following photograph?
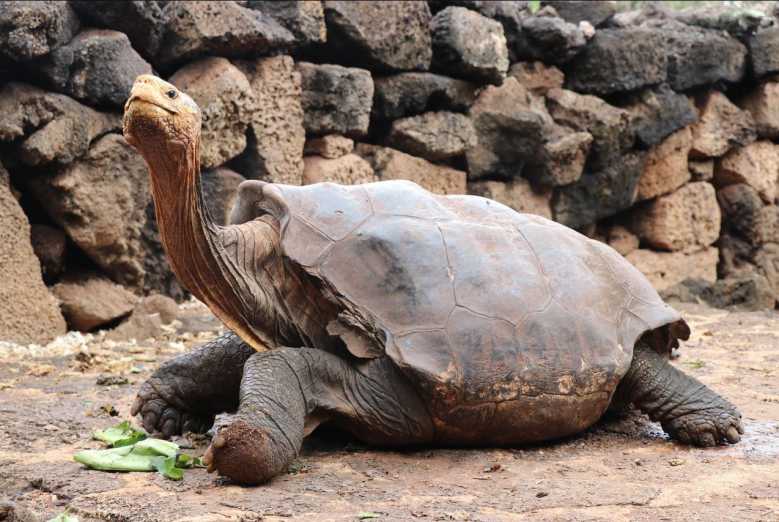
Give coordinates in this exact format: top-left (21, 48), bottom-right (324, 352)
top-left (0, 302), bottom-right (777, 522)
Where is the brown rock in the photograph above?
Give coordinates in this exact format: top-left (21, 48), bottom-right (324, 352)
top-left (716, 183), bottom-right (776, 247)
top-left (297, 62), bottom-right (374, 138)
top-left (468, 179), bottom-right (552, 219)
top-left (304, 135), bottom-right (354, 159)
top-left (52, 272), bottom-right (138, 332)
top-left (689, 159), bottom-right (714, 182)
top-left (234, 55), bottom-right (305, 185)
top-left (387, 111), bottom-right (476, 161)
top-left (355, 144), bottom-right (467, 195)
top-left (156, 0), bottom-right (294, 68)
top-left (606, 225), bottom-right (639, 257)
top-left (201, 167), bottom-right (246, 226)
top-left (741, 82), bottom-right (779, 140)
top-left (170, 57), bottom-right (254, 169)
top-left (0, 164), bottom-right (66, 344)
top-left (0, 83), bottom-right (120, 167)
top-left (302, 154), bottom-right (375, 185)
top-left (690, 91), bottom-right (756, 158)
top-left (631, 182), bottom-right (721, 253)
top-left (636, 127), bottom-right (692, 201)
top-left (508, 61), bottom-right (564, 94)
top-left (107, 311), bottom-right (163, 342)
top-left (715, 141), bottom-right (779, 204)
top-left (323, 1), bottom-right (432, 72)
top-left (134, 294), bottom-right (178, 325)
top-left (531, 128), bottom-right (592, 187)
top-left (30, 224), bottom-right (67, 284)
top-left (26, 134), bottom-right (175, 295)
top-left (754, 243), bottom-right (779, 298)
top-left (625, 247), bottom-right (719, 292)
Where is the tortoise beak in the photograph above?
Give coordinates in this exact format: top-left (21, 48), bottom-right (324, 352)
top-left (124, 75), bottom-right (180, 115)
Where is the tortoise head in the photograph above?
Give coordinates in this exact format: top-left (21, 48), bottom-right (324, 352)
top-left (123, 75), bottom-right (201, 161)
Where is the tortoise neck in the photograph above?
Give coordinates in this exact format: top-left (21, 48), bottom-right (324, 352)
top-left (146, 137), bottom-right (265, 348)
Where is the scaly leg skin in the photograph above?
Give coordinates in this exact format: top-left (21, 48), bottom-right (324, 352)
top-left (615, 340), bottom-right (744, 447)
top-left (202, 348), bottom-right (434, 485)
top-left (131, 331), bottom-right (256, 437)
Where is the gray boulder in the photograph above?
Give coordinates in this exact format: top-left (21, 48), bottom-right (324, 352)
top-left (621, 83), bottom-right (698, 149)
top-left (387, 111), bottom-right (476, 161)
top-left (156, 1), bottom-right (294, 68)
top-left (542, 1), bottom-right (616, 27)
top-left (372, 72), bottom-right (477, 120)
top-left (298, 62), bottom-right (374, 137)
top-left (515, 14), bottom-right (588, 65)
top-left (563, 28), bottom-right (667, 95)
top-left (0, 82), bottom-right (120, 167)
top-left (661, 274), bottom-right (775, 311)
top-left (0, 1), bottom-right (80, 61)
top-left (431, 6), bottom-right (509, 84)
top-left (748, 27), bottom-right (779, 79)
top-left (248, 0), bottom-right (326, 47)
top-left (34, 29), bottom-right (153, 109)
top-left (323, 1), bottom-right (432, 72)
top-left (69, 0), bottom-right (168, 59)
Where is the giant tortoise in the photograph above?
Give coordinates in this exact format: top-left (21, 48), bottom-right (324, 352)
top-left (122, 75), bottom-right (743, 485)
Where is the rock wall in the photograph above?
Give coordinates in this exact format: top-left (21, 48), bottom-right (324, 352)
top-left (2, 0), bottom-right (779, 342)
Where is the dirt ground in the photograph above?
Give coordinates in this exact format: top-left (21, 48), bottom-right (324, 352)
top-left (0, 301), bottom-right (777, 522)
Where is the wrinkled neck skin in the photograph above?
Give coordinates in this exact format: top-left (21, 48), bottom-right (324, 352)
top-left (141, 135), bottom-right (278, 350)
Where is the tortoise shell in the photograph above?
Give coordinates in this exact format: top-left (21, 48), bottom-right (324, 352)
top-left (235, 179), bottom-right (689, 443)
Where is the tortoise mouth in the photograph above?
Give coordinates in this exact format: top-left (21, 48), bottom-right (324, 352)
top-left (124, 96), bottom-right (179, 116)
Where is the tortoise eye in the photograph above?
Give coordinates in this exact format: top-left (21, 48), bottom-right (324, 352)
top-left (166, 89), bottom-right (177, 99)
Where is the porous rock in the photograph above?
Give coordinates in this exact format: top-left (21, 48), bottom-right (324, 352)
top-left (622, 83), bottom-right (697, 149)
top-left (302, 154), bottom-right (375, 185)
top-left (552, 151), bottom-right (646, 229)
top-left (322, 1), bottom-right (432, 72)
top-left (0, 1), bottom-right (80, 61)
top-left (69, 0), bottom-right (168, 59)
top-left (542, 1), bottom-right (616, 27)
top-left (605, 225), bottom-right (639, 257)
top-left (631, 182), bottom-right (721, 253)
top-left (545, 87), bottom-right (631, 170)
top-left (740, 81), bottom-right (779, 140)
top-left (355, 144), bottom-right (466, 195)
top-left (468, 178), bottom-right (552, 219)
top-left (563, 28), bottom-right (667, 95)
top-left (747, 27), bottom-right (779, 79)
top-left (304, 135), bottom-right (354, 159)
top-left (35, 29), bottom-right (153, 108)
top-left (0, 82), bottom-right (120, 167)
top-left (297, 62), bottom-right (373, 137)
top-left (626, 247), bottom-right (719, 292)
top-left (508, 61), bottom-right (564, 94)
top-left (690, 91), bottom-right (756, 158)
top-left (156, 0), bottom-right (294, 68)
top-left (387, 111), bottom-right (476, 161)
top-left (529, 127), bottom-right (592, 187)
top-left (372, 72), bottom-right (476, 121)
top-left (26, 134), bottom-right (172, 295)
top-left (247, 0), bottom-right (326, 47)
top-left (515, 13), bottom-right (588, 65)
top-left (440, 1), bottom-right (529, 63)
top-left (170, 57), bottom-right (254, 169)
top-left (660, 22), bottom-right (746, 92)
top-left (636, 127), bottom-right (692, 201)
top-left (715, 141), bottom-right (779, 204)
top-left (53, 272), bottom-right (138, 332)
top-left (717, 183), bottom-right (774, 247)
top-left (431, 6), bottom-right (509, 84)
top-left (234, 55), bottom-right (305, 185)
top-left (30, 224), bottom-right (66, 284)
top-left (201, 167), bottom-right (246, 226)
top-left (0, 163), bottom-right (66, 345)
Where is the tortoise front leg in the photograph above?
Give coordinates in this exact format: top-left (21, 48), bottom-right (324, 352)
top-left (131, 331), bottom-right (256, 437)
top-left (203, 348), bottom-right (434, 485)
top-left (614, 340), bottom-right (743, 446)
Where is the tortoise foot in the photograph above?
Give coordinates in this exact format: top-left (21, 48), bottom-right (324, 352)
top-left (662, 407), bottom-right (744, 447)
top-left (203, 418), bottom-right (280, 485)
top-left (131, 377), bottom-right (214, 438)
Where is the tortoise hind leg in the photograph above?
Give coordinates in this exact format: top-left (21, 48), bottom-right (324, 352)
top-left (131, 331), bottom-right (255, 437)
top-left (614, 340), bottom-right (743, 446)
top-left (203, 348), bottom-right (434, 485)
